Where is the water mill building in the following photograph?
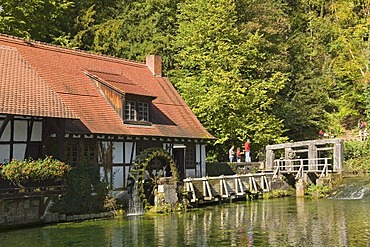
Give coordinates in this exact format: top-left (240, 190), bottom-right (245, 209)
top-left (0, 34), bottom-right (214, 190)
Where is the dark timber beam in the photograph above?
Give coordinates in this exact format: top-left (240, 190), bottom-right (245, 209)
top-left (24, 117), bottom-right (35, 159)
top-left (0, 115), bottom-right (12, 140)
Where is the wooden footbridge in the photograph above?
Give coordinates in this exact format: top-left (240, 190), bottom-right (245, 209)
top-left (183, 139), bottom-right (343, 204)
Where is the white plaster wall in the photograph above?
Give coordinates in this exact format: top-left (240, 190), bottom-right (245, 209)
top-left (125, 142), bottom-right (135, 163)
top-left (13, 144), bottom-right (26, 160)
top-left (163, 143), bottom-right (172, 154)
top-left (0, 145), bottom-right (10, 163)
top-left (99, 142), bottom-right (124, 189)
top-left (14, 121), bottom-right (27, 142)
top-left (113, 142), bottom-right (123, 164)
top-left (196, 164), bottom-right (201, 177)
top-left (100, 167), bottom-right (108, 182)
top-left (201, 144), bottom-right (206, 177)
top-left (0, 120), bottom-right (10, 142)
top-left (113, 166), bottom-right (124, 189)
top-left (100, 167), bottom-right (122, 188)
top-left (124, 166), bottom-right (130, 187)
top-left (196, 144), bottom-right (200, 163)
top-left (31, 122), bottom-right (42, 142)
top-left (186, 169), bottom-right (196, 178)
top-left (123, 142), bottom-right (136, 188)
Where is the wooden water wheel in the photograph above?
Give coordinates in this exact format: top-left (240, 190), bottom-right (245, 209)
top-left (129, 148), bottom-right (179, 207)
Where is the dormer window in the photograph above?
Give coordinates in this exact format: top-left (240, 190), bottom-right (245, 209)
top-left (85, 71), bottom-right (156, 126)
top-left (138, 102), bottom-right (149, 121)
top-left (124, 98), bottom-right (151, 125)
top-left (125, 101), bottom-right (136, 120)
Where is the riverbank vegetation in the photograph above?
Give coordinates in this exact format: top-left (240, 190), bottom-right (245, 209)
top-left (343, 140), bottom-right (370, 176)
top-left (262, 189), bottom-right (295, 199)
top-left (2, 0), bottom-right (370, 160)
top-left (306, 184), bottom-right (332, 199)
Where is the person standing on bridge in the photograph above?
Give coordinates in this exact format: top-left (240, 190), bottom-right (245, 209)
top-left (244, 139), bottom-right (251, 162)
top-left (229, 145), bottom-right (235, 163)
top-left (236, 147), bottom-right (242, 162)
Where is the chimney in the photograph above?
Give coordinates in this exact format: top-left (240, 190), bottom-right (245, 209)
top-left (146, 55), bottom-right (162, 77)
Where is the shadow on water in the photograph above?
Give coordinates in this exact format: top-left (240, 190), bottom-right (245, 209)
top-left (328, 177), bottom-right (370, 200)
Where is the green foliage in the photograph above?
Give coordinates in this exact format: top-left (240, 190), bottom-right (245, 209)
top-left (51, 161), bottom-right (109, 215)
top-left (171, 0), bottom-right (289, 154)
top-left (149, 202), bottom-right (173, 214)
top-left (306, 184), bottom-right (331, 199)
top-left (0, 156), bottom-right (71, 183)
top-left (343, 140), bottom-right (370, 175)
top-left (262, 189), bottom-right (295, 199)
top-left (70, 0), bottom-right (179, 71)
top-left (3, 0), bottom-right (370, 158)
top-left (0, 0), bottom-right (74, 42)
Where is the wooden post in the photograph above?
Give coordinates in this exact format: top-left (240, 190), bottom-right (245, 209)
top-left (333, 139), bottom-right (343, 173)
top-left (265, 149), bottom-right (274, 170)
top-left (296, 179), bottom-right (305, 197)
top-left (308, 143), bottom-right (317, 171)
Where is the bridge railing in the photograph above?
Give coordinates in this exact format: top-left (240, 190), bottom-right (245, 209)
top-left (273, 158), bottom-right (332, 179)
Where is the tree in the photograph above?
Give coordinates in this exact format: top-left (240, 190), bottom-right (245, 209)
top-left (282, 0), bottom-right (370, 139)
top-left (70, 0), bottom-right (179, 72)
top-left (0, 0), bottom-right (73, 43)
top-left (171, 0), bottom-right (289, 158)
top-left (273, 0), bottom-right (334, 140)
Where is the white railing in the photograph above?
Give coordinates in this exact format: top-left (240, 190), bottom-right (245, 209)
top-left (183, 172), bottom-right (274, 202)
top-left (272, 158), bottom-right (331, 179)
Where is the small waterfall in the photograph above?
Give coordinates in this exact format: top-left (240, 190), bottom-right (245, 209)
top-left (329, 178), bottom-right (370, 200)
top-left (127, 182), bottom-right (145, 216)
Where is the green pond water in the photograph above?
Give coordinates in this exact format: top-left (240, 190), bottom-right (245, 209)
top-left (1, 181), bottom-right (370, 246)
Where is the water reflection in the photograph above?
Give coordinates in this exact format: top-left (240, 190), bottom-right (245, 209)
top-left (0, 197), bottom-right (369, 246)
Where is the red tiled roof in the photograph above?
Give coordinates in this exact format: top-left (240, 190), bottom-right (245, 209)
top-left (0, 35), bottom-right (214, 140)
top-left (0, 45), bottom-right (76, 119)
top-left (86, 70), bottom-right (155, 98)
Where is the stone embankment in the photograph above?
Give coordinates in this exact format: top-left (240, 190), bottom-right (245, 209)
top-left (0, 196), bottom-right (115, 230)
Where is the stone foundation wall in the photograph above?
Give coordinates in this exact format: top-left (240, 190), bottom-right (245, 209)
top-left (0, 197), bottom-right (42, 229)
top-left (0, 197), bottom-right (115, 230)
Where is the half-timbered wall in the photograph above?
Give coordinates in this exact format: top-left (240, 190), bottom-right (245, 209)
top-left (1, 117), bottom-right (208, 189)
top-left (103, 139), bottom-right (205, 189)
top-left (0, 115), bottom-right (42, 163)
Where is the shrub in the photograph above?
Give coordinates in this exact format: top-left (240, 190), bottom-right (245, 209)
top-left (50, 160), bottom-right (110, 215)
top-left (0, 156), bottom-right (71, 182)
top-left (262, 189), bottom-right (295, 199)
top-left (343, 140), bottom-right (370, 175)
top-left (306, 184), bottom-right (331, 198)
